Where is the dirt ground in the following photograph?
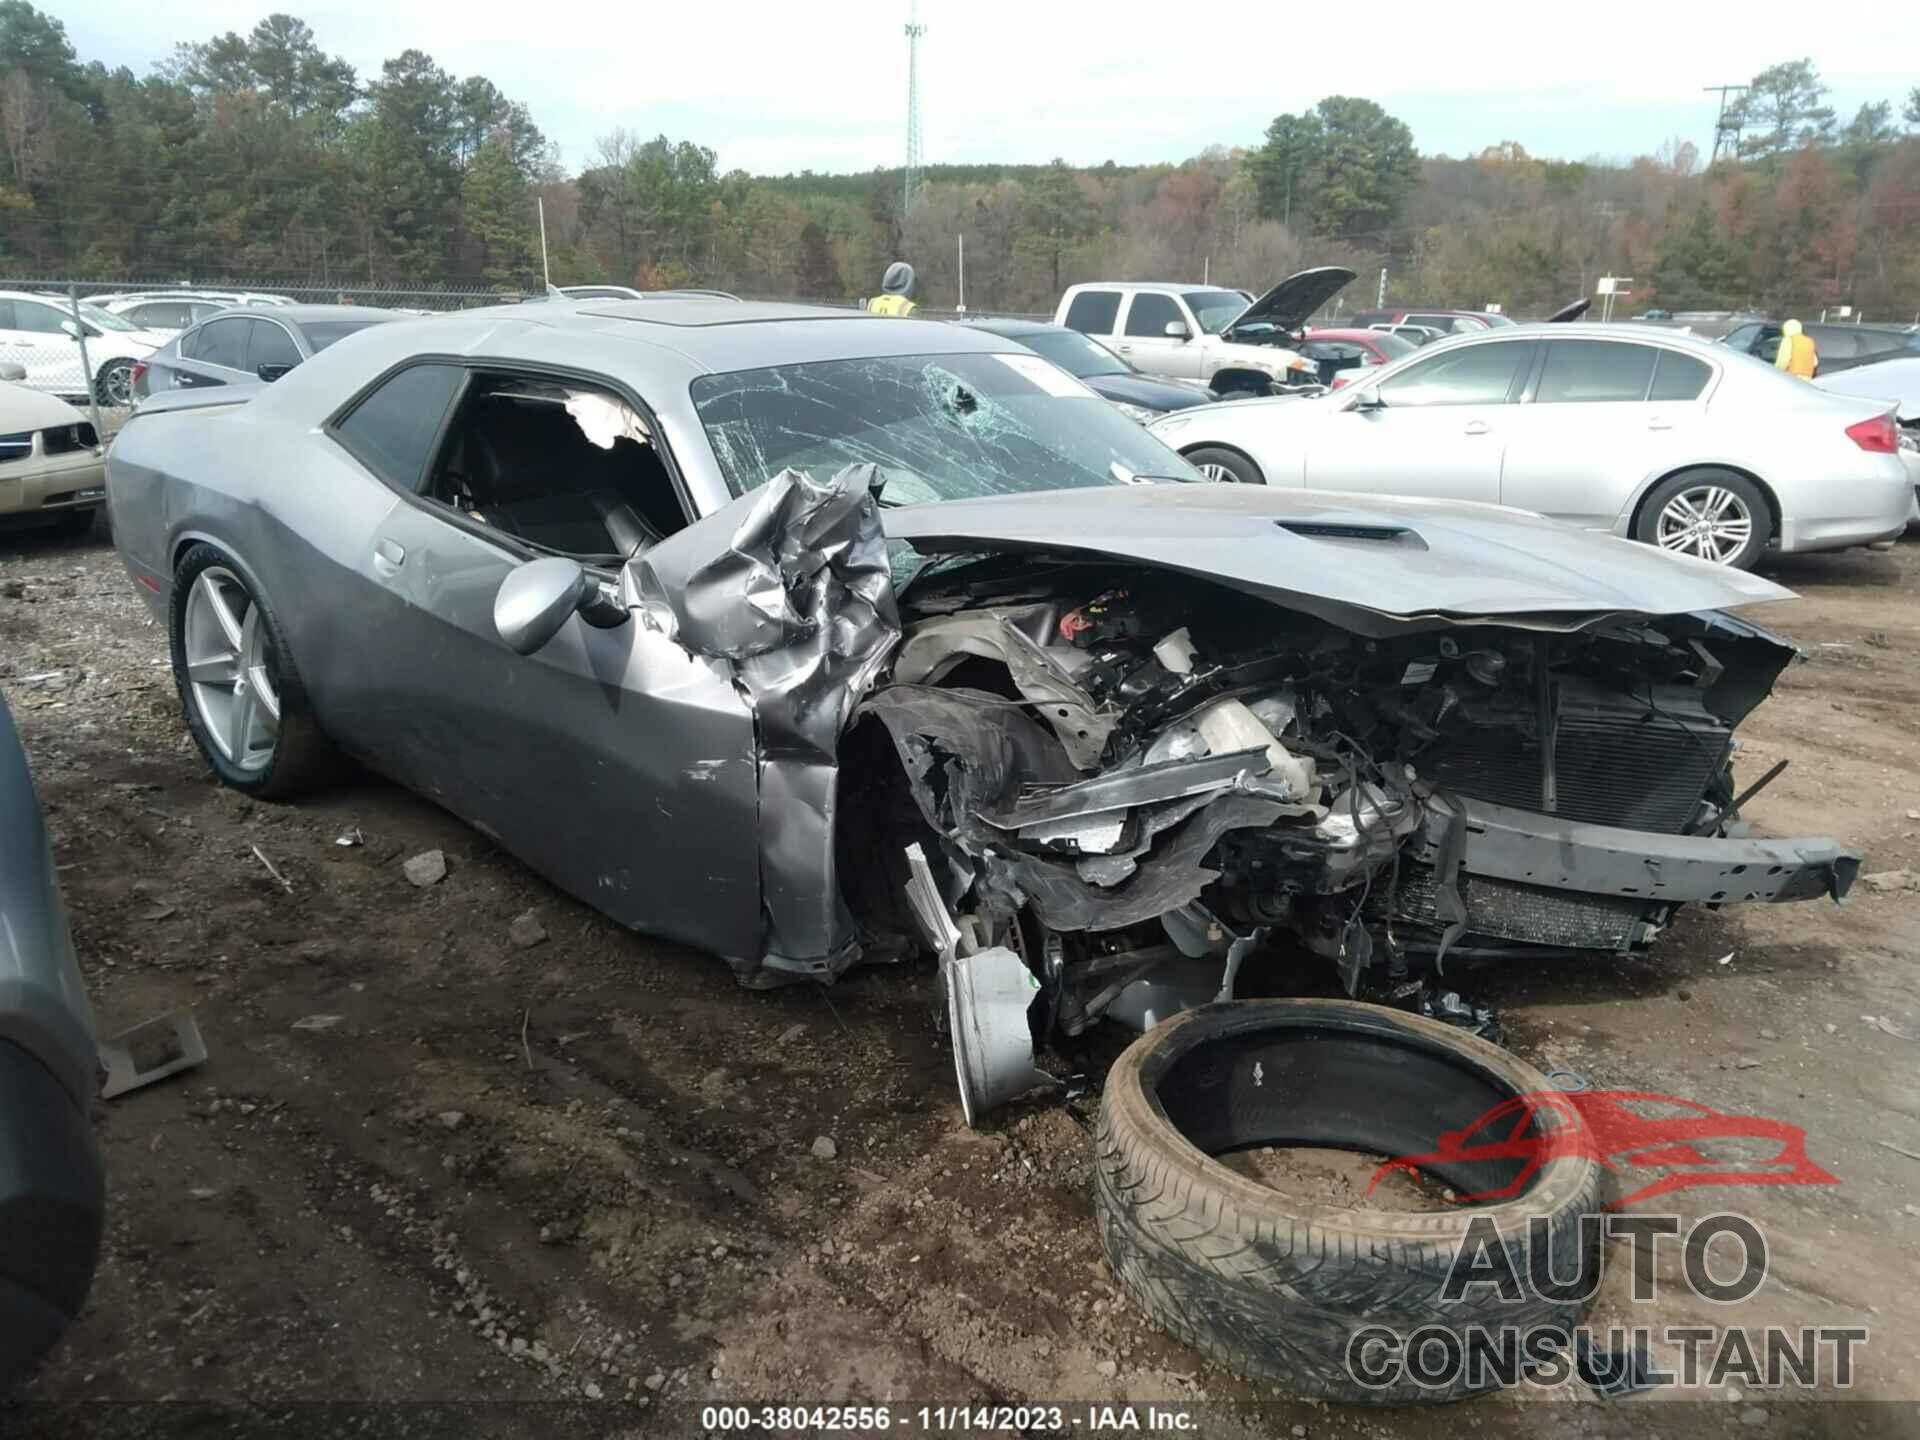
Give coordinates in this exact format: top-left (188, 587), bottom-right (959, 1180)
top-left (4, 526), bottom-right (1919, 1439)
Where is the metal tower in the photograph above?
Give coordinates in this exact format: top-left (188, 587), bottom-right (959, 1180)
top-left (1704, 84), bottom-right (1748, 165)
top-left (904, 0), bottom-right (926, 211)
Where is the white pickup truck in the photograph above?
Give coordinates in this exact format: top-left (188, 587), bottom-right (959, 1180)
top-left (1052, 267), bottom-right (1355, 397)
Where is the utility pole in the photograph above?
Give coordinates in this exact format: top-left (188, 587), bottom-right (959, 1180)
top-left (903, 0), bottom-right (926, 213)
top-left (1704, 84), bottom-right (1748, 165)
top-left (1376, 267), bottom-right (1387, 308)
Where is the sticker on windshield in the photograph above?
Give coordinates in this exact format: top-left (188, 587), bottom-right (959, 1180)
top-left (991, 352), bottom-right (1098, 399)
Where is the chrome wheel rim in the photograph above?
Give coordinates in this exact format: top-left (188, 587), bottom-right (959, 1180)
top-left (100, 361), bottom-right (133, 406)
top-left (183, 567), bottom-right (279, 773)
top-left (1655, 485), bottom-right (1752, 565)
top-left (1197, 462), bottom-right (1238, 483)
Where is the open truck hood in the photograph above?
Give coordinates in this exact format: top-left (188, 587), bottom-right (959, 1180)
top-left (884, 484), bottom-right (1791, 635)
top-left (1224, 266), bottom-right (1358, 341)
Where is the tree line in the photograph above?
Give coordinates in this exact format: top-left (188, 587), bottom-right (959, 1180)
top-left (0, 5), bottom-right (1915, 322)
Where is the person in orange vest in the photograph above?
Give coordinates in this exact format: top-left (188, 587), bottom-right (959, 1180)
top-left (1773, 318), bottom-right (1818, 378)
top-left (866, 262), bottom-right (918, 316)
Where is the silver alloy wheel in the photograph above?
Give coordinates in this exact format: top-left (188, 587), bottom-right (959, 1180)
top-left (1654, 484), bottom-right (1753, 565)
top-left (183, 566), bottom-right (280, 772)
top-left (1197, 462), bottom-right (1238, 483)
top-left (97, 359), bottom-right (135, 406)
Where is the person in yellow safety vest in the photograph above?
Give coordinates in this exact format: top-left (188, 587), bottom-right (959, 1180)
top-left (1773, 318), bottom-right (1818, 379)
top-left (866, 262), bottom-right (918, 316)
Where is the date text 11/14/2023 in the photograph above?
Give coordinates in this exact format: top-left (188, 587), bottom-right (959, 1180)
top-left (699, 1404), bottom-right (1201, 1432)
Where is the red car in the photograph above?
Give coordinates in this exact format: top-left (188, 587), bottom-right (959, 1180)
top-left (1368, 1090), bottom-right (1839, 1210)
top-left (1297, 327), bottom-right (1422, 388)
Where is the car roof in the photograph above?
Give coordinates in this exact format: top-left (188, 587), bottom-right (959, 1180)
top-left (243, 299), bottom-right (1027, 426)
top-left (958, 317), bottom-right (1061, 338)
top-left (1063, 281), bottom-right (1235, 296)
top-left (234, 304), bottom-right (405, 325)
top-left (1451, 320), bottom-right (1728, 353)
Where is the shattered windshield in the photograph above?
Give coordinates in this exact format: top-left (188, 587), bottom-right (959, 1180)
top-left (691, 351), bottom-right (1200, 504)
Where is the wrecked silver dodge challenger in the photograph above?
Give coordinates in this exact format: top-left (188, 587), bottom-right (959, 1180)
top-left (106, 301), bottom-right (1856, 1104)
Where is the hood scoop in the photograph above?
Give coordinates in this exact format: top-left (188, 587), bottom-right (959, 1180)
top-left (1275, 519), bottom-right (1428, 550)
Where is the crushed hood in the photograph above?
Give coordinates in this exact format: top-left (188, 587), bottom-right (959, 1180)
top-left (1225, 267), bottom-right (1358, 340)
top-left (886, 484), bottom-right (1792, 635)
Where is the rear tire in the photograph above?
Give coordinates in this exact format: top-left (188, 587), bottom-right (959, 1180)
top-left (1094, 1000), bottom-right (1601, 1404)
top-left (1185, 446), bottom-right (1265, 485)
top-left (169, 543), bottom-right (342, 799)
top-left (1634, 470), bottom-right (1770, 569)
top-left (93, 358), bottom-right (135, 408)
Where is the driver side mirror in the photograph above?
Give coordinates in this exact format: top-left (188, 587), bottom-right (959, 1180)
top-left (1350, 393), bottom-right (1387, 413)
top-left (493, 556), bottom-right (629, 655)
top-left (0, 361), bottom-right (24, 382)
top-left (59, 319), bottom-right (80, 340)
top-left (1164, 320), bottom-right (1191, 341)
top-left (257, 363), bottom-right (293, 382)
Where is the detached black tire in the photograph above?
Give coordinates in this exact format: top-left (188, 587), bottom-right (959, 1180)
top-left (1633, 469), bottom-right (1771, 569)
top-left (1093, 1000), bottom-right (1601, 1404)
top-left (1184, 446), bottom-right (1265, 485)
top-left (169, 543), bottom-right (342, 799)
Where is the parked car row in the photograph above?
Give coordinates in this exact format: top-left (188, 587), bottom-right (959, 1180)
top-left (1146, 321), bottom-right (1909, 568)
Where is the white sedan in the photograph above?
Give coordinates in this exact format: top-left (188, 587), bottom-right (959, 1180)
top-left (1148, 323), bottom-right (1911, 568)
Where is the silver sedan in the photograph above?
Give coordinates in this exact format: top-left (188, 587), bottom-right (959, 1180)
top-left (1149, 322), bottom-right (1911, 568)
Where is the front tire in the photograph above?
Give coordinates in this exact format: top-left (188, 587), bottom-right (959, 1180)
top-left (1185, 446), bottom-right (1265, 485)
top-left (1634, 470), bottom-right (1770, 568)
top-left (169, 544), bottom-right (340, 799)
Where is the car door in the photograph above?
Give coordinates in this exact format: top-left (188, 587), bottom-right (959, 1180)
top-left (1113, 293), bottom-right (1199, 380)
top-left (1496, 338), bottom-right (1704, 526)
top-left (4, 298), bottom-right (88, 394)
top-left (168, 316), bottom-right (254, 389)
top-left (1301, 337), bottom-right (1532, 503)
top-left (330, 360), bottom-right (764, 962)
top-left (245, 317), bottom-right (302, 381)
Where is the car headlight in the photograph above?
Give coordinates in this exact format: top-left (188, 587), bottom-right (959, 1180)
top-left (1286, 357), bottom-right (1315, 373)
top-left (1111, 401), bottom-right (1160, 424)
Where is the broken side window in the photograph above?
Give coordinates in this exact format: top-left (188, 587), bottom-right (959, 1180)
top-left (689, 352), bottom-right (1202, 506)
top-left (421, 371), bottom-right (690, 563)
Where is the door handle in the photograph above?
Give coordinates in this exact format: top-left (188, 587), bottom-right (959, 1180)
top-left (1463, 420), bottom-right (1490, 436)
top-left (372, 539), bottom-right (405, 576)
top-left (1647, 417), bottom-right (1673, 431)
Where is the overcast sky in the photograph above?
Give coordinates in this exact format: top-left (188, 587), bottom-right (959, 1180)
top-left (57, 1), bottom-right (1920, 176)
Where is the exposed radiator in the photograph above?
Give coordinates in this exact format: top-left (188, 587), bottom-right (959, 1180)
top-left (1415, 680), bottom-right (1728, 834)
top-left (1391, 861), bottom-right (1648, 951)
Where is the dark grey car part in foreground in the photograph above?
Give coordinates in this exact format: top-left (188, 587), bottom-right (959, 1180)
top-left (105, 301), bottom-right (1857, 1091)
top-left (0, 694), bottom-right (104, 1384)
